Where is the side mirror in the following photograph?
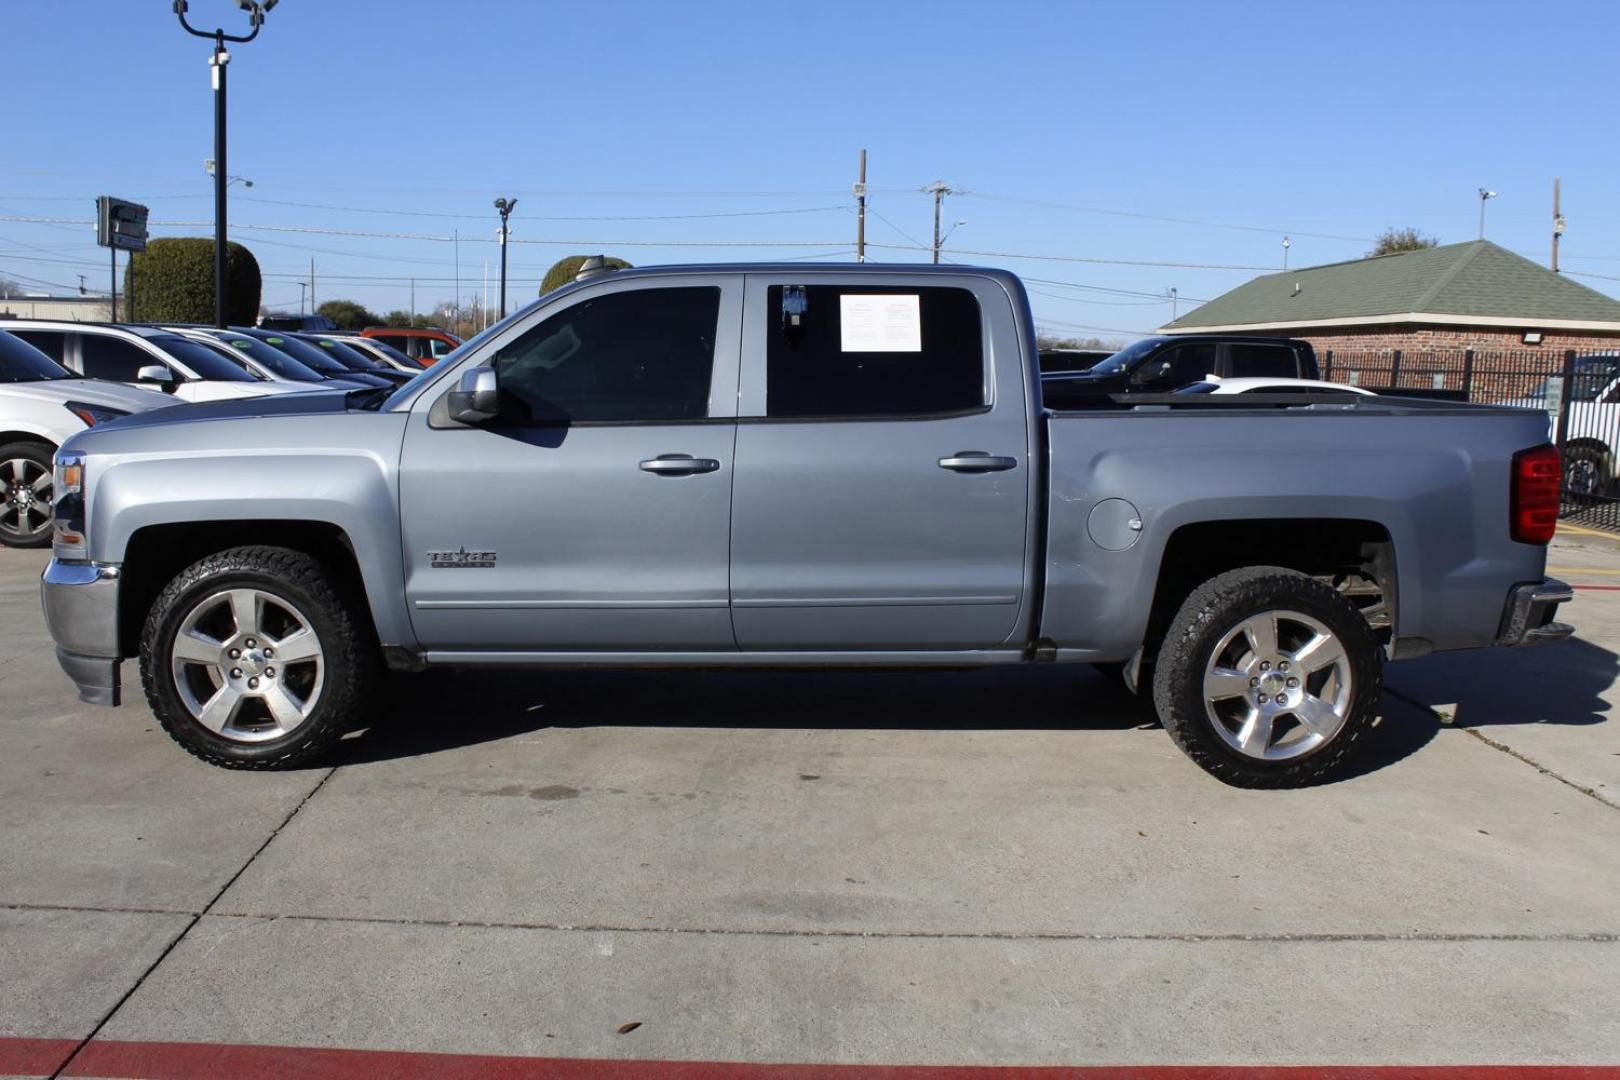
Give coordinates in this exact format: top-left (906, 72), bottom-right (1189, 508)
top-left (446, 367), bottom-right (499, 424)
top-left (136, 363), bottom-right (176, 386)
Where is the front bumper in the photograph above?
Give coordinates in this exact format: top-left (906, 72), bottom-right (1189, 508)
top-left (1496, 578), bottom-right (1575, 647)
top-left (40, 559), bottom-right (122, 706)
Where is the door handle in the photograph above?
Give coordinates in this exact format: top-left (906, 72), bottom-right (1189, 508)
top-left (639, 454), bottom-right (721, 476)
top-left (938, 452), bottom-right (1018, 473)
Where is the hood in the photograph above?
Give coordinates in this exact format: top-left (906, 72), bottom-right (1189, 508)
top-left (229, 380), bottom-right (331, 396)
top-left (91, 387), bottom-right (358, 433)
top-left (0, 377), bottom-right (178, 413)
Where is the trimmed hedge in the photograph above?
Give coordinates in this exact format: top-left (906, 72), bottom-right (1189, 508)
top-left (125, 238), bottom-right (261, 324)
top-left (540, 254), bottom-right (633, 295)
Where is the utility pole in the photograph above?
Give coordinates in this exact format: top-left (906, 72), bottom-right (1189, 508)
top-left (298, 281), bottom-right (306, 315)
top-left (109, 247), bottom-right (118, 322)
top-left (453, 228), bottom-right (461, 333)
top-left (493, 197), bottom-right (517, 319)
top-left (1552, 178), bottom-right (1566, 273)
top-left (1168, 287), bottom-right (1179, 320)
top-left (925, 180), bottom-right (957, 264)
top-left (174, 0), bottom-right (275, 328)
top-left (854, 149), bottom-right (867, 263)
top-left (410, 277), bottom-right (416, 321)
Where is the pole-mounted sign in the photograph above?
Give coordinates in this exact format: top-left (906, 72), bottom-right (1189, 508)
top-left (96, 196), bottom-right (149, 321)
top-left (97, 196), bottom-right (150, 253)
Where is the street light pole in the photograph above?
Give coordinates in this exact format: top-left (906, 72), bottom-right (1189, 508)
top-left (493, 197), bottom-right (517, 320)
top-left (174, 1), bottom-right (274, 328)
top-left (1477, 187), bottom-right (1497, 240)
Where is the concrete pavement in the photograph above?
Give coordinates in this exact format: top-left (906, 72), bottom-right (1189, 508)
top-left (1, 534), bottom-right (1617, 1077)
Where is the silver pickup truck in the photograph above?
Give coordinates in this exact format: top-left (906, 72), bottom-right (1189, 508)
top-left (39, 264), bottom-right (1572, 787)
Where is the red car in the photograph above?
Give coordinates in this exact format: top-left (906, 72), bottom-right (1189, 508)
top-left (360, 327), bottom-right (461, 367)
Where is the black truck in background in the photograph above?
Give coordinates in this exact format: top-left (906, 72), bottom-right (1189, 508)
top-left (1041, 334), bottom-right (1319, 405)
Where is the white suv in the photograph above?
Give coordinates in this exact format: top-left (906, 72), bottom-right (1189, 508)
top-left (2, 320), bottom-right (317, 404)
top-left (0, 330), bottom-right (178, 547)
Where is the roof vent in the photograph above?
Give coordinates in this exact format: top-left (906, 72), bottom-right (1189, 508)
top-left (574, 255), bottom-right (618, 282)
top-left (1291, 282), bottom-right (1302, 297)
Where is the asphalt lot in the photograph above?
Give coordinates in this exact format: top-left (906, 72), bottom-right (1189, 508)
top-left (2, 534), bottom-right (1619, 1076)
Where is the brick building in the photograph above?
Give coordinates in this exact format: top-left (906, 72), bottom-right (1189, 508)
top-left (1159, 240), bottom-right (1620, 357)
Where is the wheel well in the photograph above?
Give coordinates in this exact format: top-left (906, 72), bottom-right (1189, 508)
top-left (1146, 519), bottom-right (1397, 657)
top-left (1563, 438), bottom-right (1611, 462)
top-left (117, 520), bottom-right (370, 659)
top-left (0, 432), bottom-right (55, 450)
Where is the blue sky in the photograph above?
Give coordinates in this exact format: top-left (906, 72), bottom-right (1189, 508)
top-left (3, 0), bottom-right (1616, 338)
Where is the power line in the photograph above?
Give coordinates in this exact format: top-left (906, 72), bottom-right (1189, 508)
top-left (966, 191), bottom-right (1376, 244)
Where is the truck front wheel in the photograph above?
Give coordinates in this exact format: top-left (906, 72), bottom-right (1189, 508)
top-left (139, 545), bottom-right (380, 769)
top-left (1152, 566), bottom-right (1382, 788)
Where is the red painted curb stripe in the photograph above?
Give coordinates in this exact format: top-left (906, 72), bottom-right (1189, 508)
top-left (0, 1037), bottom-right (77, 1076)
top-left (30, 1039), bottom-right (1620, 1080)
top-left (1571, 584), bottom-right (1620, 591)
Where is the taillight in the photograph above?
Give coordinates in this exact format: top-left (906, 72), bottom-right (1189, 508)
top-left (1511, 444), bottom-right (1561, 545)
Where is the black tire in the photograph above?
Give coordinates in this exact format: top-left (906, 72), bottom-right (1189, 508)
top-left (0, 440), bottom-right (56, 548)
top-left (140, 545), bottom-right (380, 769)
top-left (1562, 445), bottom-right (1609, 504)
top-left (1152, 565), bottom-right (1382, 788)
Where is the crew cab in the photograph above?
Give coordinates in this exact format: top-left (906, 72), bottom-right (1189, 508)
top-left (40, 265), bottom-right (1570, 787)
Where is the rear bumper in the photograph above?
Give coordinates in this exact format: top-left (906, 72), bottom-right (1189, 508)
top-left (40, 560), bottom-right (122, 706)
top-left (1496, 578), bottom-right (1575, 647)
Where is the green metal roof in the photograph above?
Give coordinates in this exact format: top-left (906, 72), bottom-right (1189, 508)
top-left (1163, 240), bottom-right (1620, 330)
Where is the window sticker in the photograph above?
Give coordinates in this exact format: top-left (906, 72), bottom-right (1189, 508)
top-left (839, 293), bottom-right (921, 353)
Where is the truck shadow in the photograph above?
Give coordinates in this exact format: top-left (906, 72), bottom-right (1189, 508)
top-left (337, 660), bottom-right (1454, 783)
top-left (1383, 635), bottom-right (1616, 729)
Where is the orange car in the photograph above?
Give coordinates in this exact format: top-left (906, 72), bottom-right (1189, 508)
top-left (360, 327), bottom-right (461, 367)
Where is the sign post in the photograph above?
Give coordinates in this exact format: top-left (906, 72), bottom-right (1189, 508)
top-left (96, 196), bottom-right (149, 322)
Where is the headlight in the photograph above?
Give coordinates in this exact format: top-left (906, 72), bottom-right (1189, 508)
top-left (64, 401), bottom-right (129, 428)
top-left (53, 450), bottom-right (87, 560)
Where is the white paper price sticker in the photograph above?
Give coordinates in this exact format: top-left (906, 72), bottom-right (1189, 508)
top-left (839, 294), bottom-right (921, 353)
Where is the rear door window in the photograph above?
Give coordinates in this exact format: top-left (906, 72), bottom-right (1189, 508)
top-left (1228, 344), bottom-right (1300, 378)
top-left (764, 285), bottom-right (984, 418)
top-left (79, 334), bottom-right (159, 381)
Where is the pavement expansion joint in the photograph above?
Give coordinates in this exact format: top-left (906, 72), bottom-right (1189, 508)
top-left (1383, 686), bottom-right (1620, 813)
top-left (197, 910), bottom-right (1620, 945)
top-left (46, 766), bottom-right (340, 1080)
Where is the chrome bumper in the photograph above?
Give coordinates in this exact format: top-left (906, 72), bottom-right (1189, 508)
top-left (1496, 578), bottom-right (1575, 647)
top-left (40, 560), bottom-right (122, 706)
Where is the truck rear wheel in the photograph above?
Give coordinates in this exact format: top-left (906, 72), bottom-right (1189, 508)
top-left (1152, 565), bottom-right (1381, 788)
top-left (139, 545), bottom-right (380, 769)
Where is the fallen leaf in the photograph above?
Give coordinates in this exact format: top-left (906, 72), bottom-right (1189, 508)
top-left (617, 1022), bottom-right (642, 1035)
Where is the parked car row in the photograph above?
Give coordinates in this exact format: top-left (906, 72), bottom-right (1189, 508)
top-left (0, 318), bottom-right (441, 547)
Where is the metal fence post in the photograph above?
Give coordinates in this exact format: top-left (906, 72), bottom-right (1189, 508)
top-left (1555, 349), bottom-right (1577, 450)
top-left (1323, 349), bottom-right (1333, 381)
top-left (1462, 349), bottom-right (1474, 399)
top-left (1390, 349), bottom-right (1402, 387)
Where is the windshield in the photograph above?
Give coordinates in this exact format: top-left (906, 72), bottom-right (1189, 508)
top-left (245, 331), bottom-right (353, 376)
top-left (353, 337), bottom-right (413, 367)
top-left (305, 336), bottom-right (388, 372)
top-left (211, 336), bottom-right (327, 382)
top-left (1081, 337), bottom-right (1166, 377)
top-left (371, 303), bottom-right (535, 412)
top-left (147, 335), bottom-right (259, 381)
top-left (0, 330), bottom-right (74, 382)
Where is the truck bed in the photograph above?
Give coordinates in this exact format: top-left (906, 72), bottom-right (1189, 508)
top-left (1036, 394), bottom-right (1554, 661)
